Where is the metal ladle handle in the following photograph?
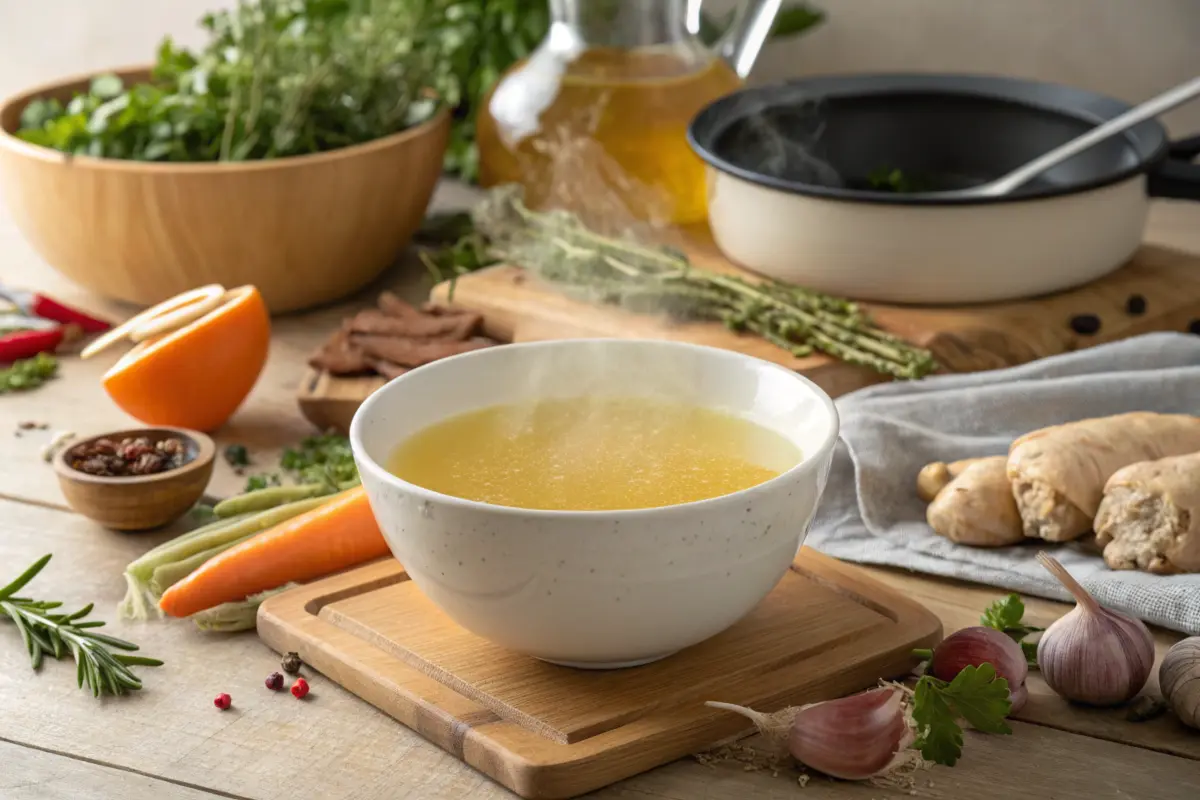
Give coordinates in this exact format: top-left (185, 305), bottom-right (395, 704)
top-left (978, 74), bottom-right (1200, 197)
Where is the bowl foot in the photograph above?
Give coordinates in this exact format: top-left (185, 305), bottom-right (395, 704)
top-left (537, 651), bottom-right (679, 670)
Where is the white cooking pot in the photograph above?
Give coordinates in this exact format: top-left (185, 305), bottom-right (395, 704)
top-left (688, 74), bottom-right (1200, 305)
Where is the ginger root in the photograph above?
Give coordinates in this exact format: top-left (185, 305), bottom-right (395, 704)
top-left (916, 459), bottom-right (981, 502)
top-left (924, 456), bottom-right (1025, 547)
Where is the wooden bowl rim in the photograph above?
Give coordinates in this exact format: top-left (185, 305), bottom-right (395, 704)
top-left (53, 425), bottom-right (216, 489)
top-left (0, 63), bottom-right (451, 173)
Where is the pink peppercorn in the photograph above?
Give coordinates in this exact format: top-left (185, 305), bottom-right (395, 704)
top-left (265, 672), bottom-right (284, 691)
top-left (213, 693), bottom-right (232, 710)
top-left (291, 678), bottom-right (310, 699)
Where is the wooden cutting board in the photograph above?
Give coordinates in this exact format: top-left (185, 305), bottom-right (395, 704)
top-left (258, 547), bottom-right (942, 800)
top-left (428, 238), bottom-right (1200, 399)
top-left (296, 231), bottom-right (1200, 432)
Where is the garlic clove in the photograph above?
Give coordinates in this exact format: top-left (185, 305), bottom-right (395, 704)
top-left (789, 687), bottom-right (914, 781)
top-left (706, 687), bottom-right (917, 781)
top-left (926, 626), bottom-right (1029, 693)
top-left (1159, 636), bottom-right (1200, 730)
top-left (1035, 552), bottom-right (1155, 707)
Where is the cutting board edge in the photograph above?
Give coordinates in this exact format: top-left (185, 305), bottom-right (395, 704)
top-left (256, 548), bottom-right (943, 800)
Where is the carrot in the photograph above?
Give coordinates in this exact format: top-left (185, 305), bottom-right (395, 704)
top-left (158, 486), bottom-right (388, 618)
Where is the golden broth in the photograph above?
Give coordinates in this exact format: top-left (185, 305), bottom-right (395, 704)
top-left (386, 397), bottom-right (801, 511)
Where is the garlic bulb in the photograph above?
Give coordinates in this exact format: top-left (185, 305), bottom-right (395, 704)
top-left (925, 627), bottom-right (1028, 690)
top-left (707, 687), bottom-right (917, 781)
top-left (1008, 681), bottom-right (1029, 715)
top-left (920, 626), bottom-right (1029, 717)
top-left (1035, 552), bottom-right (1154, 707)
top-left (1159, 637), bottom-right (1200, 730)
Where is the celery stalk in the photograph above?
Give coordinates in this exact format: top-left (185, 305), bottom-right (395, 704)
top-left (148, 532), bottom-right (258, 597)
top-left (192, 584), bottom-right (298, 633)
top-left (117, 495), bottom-right (329, 621)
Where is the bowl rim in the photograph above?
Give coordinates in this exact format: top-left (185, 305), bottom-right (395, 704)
top-left (350, 338), bottom-right (841, 520)
top-left (53, 425), bottom-right (216, 488)
top-left (0, 63), bottom-right (450, 173)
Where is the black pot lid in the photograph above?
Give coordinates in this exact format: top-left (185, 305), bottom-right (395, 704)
top-left (687, 73), bottom-right (1169, 205)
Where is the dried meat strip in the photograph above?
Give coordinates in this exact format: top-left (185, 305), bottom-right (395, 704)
top-left (308, 329), bottom-right (372, 374)
top-left (345, 308), bottom-right (481, 340)
top-left (351, 334), bottom-right (495, 367)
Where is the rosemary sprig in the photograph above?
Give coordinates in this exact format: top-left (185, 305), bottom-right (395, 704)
top-left (0, 554), bottom-right (163, 697)
top-left (426, 186), bottom-right (939, 379)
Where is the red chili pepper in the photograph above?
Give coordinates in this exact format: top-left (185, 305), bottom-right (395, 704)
top-left (26, 294), bottom-right (112, 333)
top-left (0, 328), bottom-right (64, 363)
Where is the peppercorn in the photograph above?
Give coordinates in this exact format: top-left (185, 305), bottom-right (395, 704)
top-left (1069, 313), bottom-right (1102, 335)
top-left (1125, 294), bottom-right (1147, 316)
top-left (265, 672), bottom-right (285, 691)
top-left (1189, 319), bottom-right (1200, 335)
top-left (214, 693), bottom-right (232, 710)
top-left (291, 678), bottom-right (310, 699)
top-left (281, 651), bottom-right (303, 675)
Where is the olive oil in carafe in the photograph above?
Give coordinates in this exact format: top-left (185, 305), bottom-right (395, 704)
top-left (476, 48), bottom-right (742, 227)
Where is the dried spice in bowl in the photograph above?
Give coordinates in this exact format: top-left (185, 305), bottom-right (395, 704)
top-left (67, 435), bottom-right (189, 478)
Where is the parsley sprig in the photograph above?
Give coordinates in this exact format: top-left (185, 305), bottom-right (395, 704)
top-left (244, 433), bottom-right (358, 493)
top-left (981, 593), bottom-right (1043, 667)
top-left (0, 352), bottom-right (58, 394)
top-left (912, 663), bottom-right (1012, 766)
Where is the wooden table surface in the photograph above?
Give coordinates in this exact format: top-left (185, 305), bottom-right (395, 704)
top-left (3, 189), bottom-right (1200, 799)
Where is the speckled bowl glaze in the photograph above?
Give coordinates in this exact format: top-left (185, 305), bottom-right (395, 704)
top-left (349, 339), bottom-right (839, 669)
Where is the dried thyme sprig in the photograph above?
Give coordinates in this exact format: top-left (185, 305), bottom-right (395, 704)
top-left (431, 186), bottom-right (937, 379)
top-left (1, 554), bottom-right (163, 697)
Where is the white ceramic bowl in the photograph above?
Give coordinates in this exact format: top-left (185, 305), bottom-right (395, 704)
top-left (349, 339), bottom-right (839, 669)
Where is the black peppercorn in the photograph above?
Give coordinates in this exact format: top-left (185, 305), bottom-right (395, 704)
top-left (1069, 314), bottom-right (1102, 336)
top-left (281, 651), bottom-right (303, 675)
top-left (1188, 319), bottom-right (1200, 335)
top-left (1125, 294), bottom-right (1147, 316)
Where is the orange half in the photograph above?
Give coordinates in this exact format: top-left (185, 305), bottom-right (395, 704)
top-left (102, 286), bottom-right (271, 432)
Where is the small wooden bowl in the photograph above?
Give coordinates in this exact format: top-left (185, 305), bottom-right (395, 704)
top-left (53, 427), bottom-right (216, 531)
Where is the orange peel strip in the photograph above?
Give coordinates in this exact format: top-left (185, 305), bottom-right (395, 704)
top-left (81, 284), bottom-right (226, 360)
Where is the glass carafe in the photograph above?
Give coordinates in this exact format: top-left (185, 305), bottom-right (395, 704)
top-left (475, 0), bottom-right (747, 229)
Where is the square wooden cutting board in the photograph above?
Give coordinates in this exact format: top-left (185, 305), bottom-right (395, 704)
top-left (258, 547), bottom-right (942, 799)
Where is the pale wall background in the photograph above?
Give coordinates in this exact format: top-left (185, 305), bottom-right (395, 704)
top-left (1, 0), bottom-right (1199, 290)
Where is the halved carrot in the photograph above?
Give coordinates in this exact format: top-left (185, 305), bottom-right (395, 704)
top-left (158, 486), bottom-right (388, 618)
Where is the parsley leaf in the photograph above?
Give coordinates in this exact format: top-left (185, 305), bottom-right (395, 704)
top-left (912, 678), bottom-right (964, 766)
top-left (939, 663), bottom-right (1013, 735)
top-left (242, 434), bottom-right (357, 494)
top-left (981, 593), bottom-right (1025, 631)
top-left (981, 593), bottom-right (1044, 668)
top-left (912, 664), bottom-right (1012, 767)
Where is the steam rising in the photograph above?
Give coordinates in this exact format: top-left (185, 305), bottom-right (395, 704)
top-left (714, 88), bottom-right (843, 188)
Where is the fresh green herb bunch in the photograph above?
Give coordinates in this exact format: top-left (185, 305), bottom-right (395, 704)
top-left (245, 433), bottom-right (358, 492)
top-left (435, 186), bottom-right (938, 379)
top-left (17, 0), bottom-right (443, 162)
top-left (0, 352), bottom-right (58, 394)
top-left (16, 0), bottom-right (823, 179)
top-left (1, 555), bottom-right (162, 697)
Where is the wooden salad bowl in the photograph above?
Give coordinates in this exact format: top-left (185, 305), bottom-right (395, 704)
top-left (53, 426), bottom-right (216, 531)
top-left (0, 67), bottom-right (450, 314)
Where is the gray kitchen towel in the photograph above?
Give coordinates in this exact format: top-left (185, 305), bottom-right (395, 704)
top-left (805, 332), bottom-right (1200, 635)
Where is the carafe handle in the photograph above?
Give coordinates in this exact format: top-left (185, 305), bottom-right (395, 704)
top-left (687, 0), bottom-right (783, 79)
